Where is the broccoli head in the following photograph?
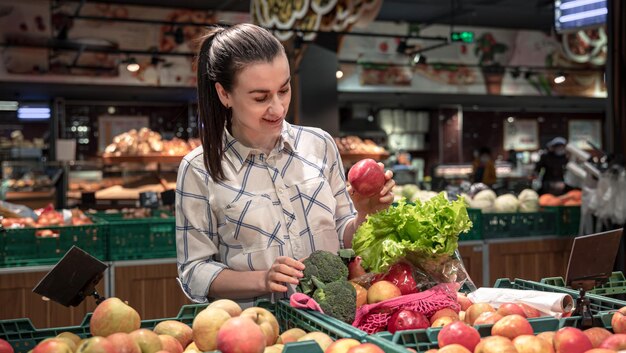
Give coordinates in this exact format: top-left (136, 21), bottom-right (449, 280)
top-left (298, 250), bottom-right (349, 294)
top-left (312, 279), bottom-right (357, 324)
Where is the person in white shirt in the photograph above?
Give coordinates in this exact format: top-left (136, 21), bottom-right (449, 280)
top-left (176, 23), bottom-right (395, 307)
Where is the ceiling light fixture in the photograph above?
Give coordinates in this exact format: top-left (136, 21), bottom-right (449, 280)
top-left (336, 69), bottom-right (344, 79)
top-left (125, 58), bottom-right (140, 72)
top-left (554, 72), bottom-right (566, 84)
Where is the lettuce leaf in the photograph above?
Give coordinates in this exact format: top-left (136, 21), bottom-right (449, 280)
top-left (352, 192), bottom-right (472, 273)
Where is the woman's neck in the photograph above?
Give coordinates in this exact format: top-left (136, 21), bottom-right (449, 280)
top-left (230, 120), bottom-right (279, 156)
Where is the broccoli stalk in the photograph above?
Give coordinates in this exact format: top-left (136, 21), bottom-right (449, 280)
top-left (311, 276), bottom-right (357, 324)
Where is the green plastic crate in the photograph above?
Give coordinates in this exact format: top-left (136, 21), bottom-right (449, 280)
top-left (91, 211), bottom-right (176, 260)
top-left (481, 210), bottom-right (559, 238)
top-left (462, 208), bottom-right (483, 241)
top-left (0, 303), bottom-right (207, 353)
top-left (0, 220), bottom-right (107, 267)
top-left (494, 278), bottom-right (626, 313)
top-left (541, 272), bottom-right (626, 297)
top-left (544, 206), bottom-right (581, 236)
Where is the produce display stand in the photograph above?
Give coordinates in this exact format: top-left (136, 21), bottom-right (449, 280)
top-left (543, 206), bottom-right (582, 236)
top-left (541, 271), bottom-right (626, 297)
top-left (0, 220), bottom-right (108, 267)
top-left (101, 154), bottom-right (184, 165)
top-left (0, 299), bottom-right (407, 353)
top-left (89, 211), bottom-right (176, 261)
top-left (481, 210), bottom-right (560, 239)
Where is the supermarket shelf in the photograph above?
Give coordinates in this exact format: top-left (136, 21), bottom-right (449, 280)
top-left (340, 152), bottom-right (390, 163)
top-left (101, 154), bottom-right (184, 165)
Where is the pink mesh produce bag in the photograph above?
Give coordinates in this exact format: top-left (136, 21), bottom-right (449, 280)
top-left (352, 283), bottom-right (460, 334)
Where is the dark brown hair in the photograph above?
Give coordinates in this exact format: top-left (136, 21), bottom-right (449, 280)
top-left (196, 23), bottom-right (285, 181)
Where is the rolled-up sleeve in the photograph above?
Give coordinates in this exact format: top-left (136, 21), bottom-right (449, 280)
top-left (176, 157), bottom-right (227, 303)
top-left (323, 133), bottom-right (357, 248)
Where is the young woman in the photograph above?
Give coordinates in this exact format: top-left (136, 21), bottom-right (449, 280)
top-left (176, 23), bottom-right (395, 307)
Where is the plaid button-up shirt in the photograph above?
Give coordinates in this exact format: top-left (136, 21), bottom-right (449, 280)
top-left (176, 121), bottom-right (357, 307)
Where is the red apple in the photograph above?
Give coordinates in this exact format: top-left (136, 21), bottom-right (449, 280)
top-left (208, 299), bottom-right (242, 317)
top-left (297, 332), bottom-right (334, 351)
top-left (612, 307), bottom-right (626, 334)
top-left (432, 316), bottom-right (456, 328)
top-left (129, 329), bottom-right (162, 353)
top-left (474, 336), bottom-right (517, 353)
top-left (346, 343), bottom-right (385, 353)
top-left (438, 344), bottom-right (471, 353)
top-left (457, 293), bottom-right (473, 311)
top-left (77, 337), bottom-right (117, 353)
top-left (325, 338), bottom-right (361, 353)
top-left (473, 312), bottom-right (503, 326)
top-left (497, 303), bottom-right (527, 318)
top-left (553, 327), bottom-right (593, 353)
top-left (277, 328), bottom-right (307, 344)
top-left (0, 339), bottom-right (13, 353)
top-left (518, 303), bottom-right (542, 318)
top-left (348, 159), bottom-right (385, 197)
top-left (599, 333), bottom-right (626, 350)
top-left (367, 281), bottom-right (401, 304)
top-left (430, 308), bottom-right (460, 324)
top-left (388, 310), bottom-right (430, 333)
top-left (536, 332), bottom-right (556, 350)
top-left (465, 303), bottom-right (495, 325)
top-left (33, 339), bottom-right (72, 353)
top-left (240, 307), bottom-right (280, 346)
top-left (158, 335), bottom-right (183, 353)
top-left (584, 327), bottom-right (612, 348)
top-left (348, 256), bottom-right (367, 280)
top-left (153, 321), bottom-right (193, 348)
top-left (90, 297), bottom-right (141, 337)
top-left (586, 349), bottom-right (619, 353)
top-left (491, 314), bottom-right (533, 340)
top-left (437, 321), bottom-right (481, 352)
top-left (512, 335), bottom-right (555, 353)
top-left (192, 307), bottom-right (231, 351)
top-left (216, 317), bottom-right (265, 353)
top-left (107, 333), bottom-right (141, 353)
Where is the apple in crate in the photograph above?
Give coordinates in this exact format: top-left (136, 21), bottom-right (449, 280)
top-left (553, 327), bottom-right (593, 353)
top-left (497, 303), bottom-right (527, 318)
top-left (240, 307), bottom-right (280, 346)
top-left (348, 159), bottom-right (385, 197)
top-left (473, 312), bottom-right (503, 326)
top-left (491, 314), bottom-right (533, 340)
top-left (430, 308), bottom-right (459, 324)
top-left (90, 297), bottom-right (141, 337)
top-left (367, 281), bottom-right (401, 304)
top-left (159, 335), bottom-right (183, 353)
top-left (216, 316), bottom-right (266, 353)
top-left (325, 338), bottom-right (361, 353)
top-left (129, 329), bottom-right (162, 353)
top-left (208, 299), bottom-right (242, 317)
top-left (437, 321), bottom-right (481, 352)
top-left (387, 310), bottom-right (429, 333)
top-left (612, 307), bottom-right (626, 334)
top-left (277, 328), bottom-right (307, 344)
top-left (599, 334), bottom-right (626, 350)
top-left (0, 339), bottom-right (13, 353)
top-left (438, 344), bottom-right (471, 353)
top-left (584, 327), bottom-right (612, 348)
top-left (346, 343), bottom-right (385, 353)
top-left (512, 335), bottom-right (555, 353)
top-left (33, 339), bottom-right (73, 353)
top-left (153, 321), bottom-right (193, 348)
top-left (107, 333), bottom-right (141, 353)
top-left (464, 303), bottom-right (495, 325)
top-left (192, 307), bottom-right (231, 351)
top-left (77, 337), bottom-right (117, 353)
top-left (474, 336), bottom-right (517, 353)
top-left (297, 332), bottom-right (334, 351)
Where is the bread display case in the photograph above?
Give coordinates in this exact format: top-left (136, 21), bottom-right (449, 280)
top-left (1, 161), bottom-right (63, 209)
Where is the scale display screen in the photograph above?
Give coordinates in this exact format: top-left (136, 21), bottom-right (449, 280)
top-left (555, 0), bottom-right (608, 33)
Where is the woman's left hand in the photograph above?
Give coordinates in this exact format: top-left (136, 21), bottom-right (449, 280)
top-left (348, 163), bottom-right (395, 219)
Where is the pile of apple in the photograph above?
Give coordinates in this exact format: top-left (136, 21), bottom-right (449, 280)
top-left (414, 295), bottom-right (626, 353)
top-left (23, 297), bottom-right (388, 353)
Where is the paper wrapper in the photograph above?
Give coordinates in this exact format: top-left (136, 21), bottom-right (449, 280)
top-left (467, 288), bottom-right (574, 318)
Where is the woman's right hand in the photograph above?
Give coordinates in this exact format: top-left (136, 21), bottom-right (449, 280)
top-left (264, 256), bottom-right (306, 293)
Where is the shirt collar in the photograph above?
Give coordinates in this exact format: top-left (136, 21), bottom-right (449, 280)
top-left (223, 121), bottom-right (298, 172)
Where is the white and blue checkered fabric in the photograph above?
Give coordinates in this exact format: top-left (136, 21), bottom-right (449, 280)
top-left (175, 121), bottom-right (357, 307)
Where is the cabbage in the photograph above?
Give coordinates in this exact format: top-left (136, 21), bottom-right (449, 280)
top-left (401, 184), bottom-right (420, 201)
top-left (494, 194), bottom-right (520, 213)
top-left (518, 189), bottom-right (539, 212)
top-left (471, 189), bottom-right (497, 212)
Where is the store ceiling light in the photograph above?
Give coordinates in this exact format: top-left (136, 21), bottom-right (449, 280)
top-left (554, 73), bottom-right (566, 84)
top-left (17, 105), bottom-right (50, 120)
top-left (125, 58), bottom-right (140, 72)
top-left (336, 69), bottom-right (344, 79)
top-left (507, 116), bottom-right (515, 123)
top-left (0, 101), bottom-right (18, 111)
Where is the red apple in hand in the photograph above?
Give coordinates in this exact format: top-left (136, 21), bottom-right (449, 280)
top-left (348, 159), bottom-right (385, 197)
top-left (387, 310), bottom-right (430, 333)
